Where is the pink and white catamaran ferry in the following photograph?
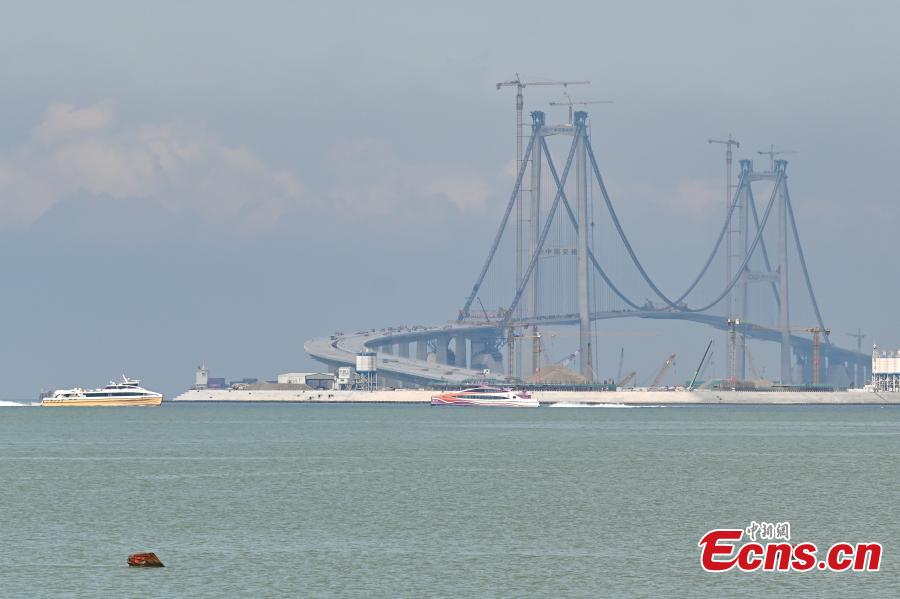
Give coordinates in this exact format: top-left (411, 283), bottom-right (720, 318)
top-left (430, 386), bottom-right (539, 408)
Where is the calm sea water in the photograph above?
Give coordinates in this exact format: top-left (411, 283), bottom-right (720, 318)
top-left (1, 402), bottom-right (898, 597)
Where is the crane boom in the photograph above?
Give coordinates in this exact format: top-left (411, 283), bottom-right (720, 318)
top-left (649, 353), bottom-right (677, 388)
top-left (757, 144), bottom-right (798, 171)
top-left (549, 91), bottom-right (612, 124)
top-left (698, 351), bottom-right (714, 381)
top-left (617, 371), bottom-right (637, 387)
top-left (496, 74), bottom-right (591, 90)
top-left (688, 341), bottom-right (712, 391)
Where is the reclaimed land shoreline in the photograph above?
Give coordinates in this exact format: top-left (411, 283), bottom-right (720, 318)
top-left (171, 389), bottom-right (900, 405)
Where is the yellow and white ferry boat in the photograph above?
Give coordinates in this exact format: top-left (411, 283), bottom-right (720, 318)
top-left (41, 376), bottom-right (163, 407)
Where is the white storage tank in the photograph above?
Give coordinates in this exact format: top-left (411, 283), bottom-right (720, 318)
top-left (356, 352), bottom-right (377, 373)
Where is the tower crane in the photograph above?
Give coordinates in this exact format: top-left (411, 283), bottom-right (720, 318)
top-left (708, 135), bottom-right (741, 205)
top-left (847, 329), bottom-right (866, 355)
top-left (648, 353), bottom-right (677, 388)
top-left (495, 73), bottom-right (590, 187)
top-left (496, 74), bottom-right (591, 131)
top-left (792, 326), bottom-right (830, 385)
top-left (507, 330), bottom-right (544, 382)
top-left (709, 135), bottom-right (740, 369)
top-left (549, 91), bottom-right (612, 124)
top-left (847, 328), bottom-right (867, 387)
top-left (757, 144), bottom-right (798, 171)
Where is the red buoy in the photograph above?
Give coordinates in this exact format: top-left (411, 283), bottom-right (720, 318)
top-left (127, 552), bottom-right (164, 567)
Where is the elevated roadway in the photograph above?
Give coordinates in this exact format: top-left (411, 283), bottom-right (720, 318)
top-left (305, 309), bottom-right (868, 386)
top-left (304, 323), bottom-right (498, 385)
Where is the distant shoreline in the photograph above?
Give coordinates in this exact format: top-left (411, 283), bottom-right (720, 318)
top-left (170, 388), bottom-right (900, 406)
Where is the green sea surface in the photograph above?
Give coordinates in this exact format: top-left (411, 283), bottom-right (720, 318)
top-left (1, 403), bottom-right (897, 597)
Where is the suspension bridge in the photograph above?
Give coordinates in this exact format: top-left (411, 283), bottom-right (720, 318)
top-left (306, 109), bottom-right (868, 388)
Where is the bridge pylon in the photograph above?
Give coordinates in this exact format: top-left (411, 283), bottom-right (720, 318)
top-left (459, 109), bottom-right (597, 381)
top-left (574, 111), bottom-right (593, 381)
top-left (775, 159), bottom-right (792, 384)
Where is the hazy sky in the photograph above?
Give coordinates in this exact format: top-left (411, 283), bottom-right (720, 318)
top-left (1, 1), bottom-right (898, 397)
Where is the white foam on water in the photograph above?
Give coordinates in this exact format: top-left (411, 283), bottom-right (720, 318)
top-left (549, 402), bottom-right (637, 408)
top-left (0, 400), bottom-right (31, 407)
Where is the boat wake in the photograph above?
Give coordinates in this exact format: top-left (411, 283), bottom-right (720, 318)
top-left (0, 400), bottom-right (32, 407)
top-left (549, 402), bottom-right (637, 408)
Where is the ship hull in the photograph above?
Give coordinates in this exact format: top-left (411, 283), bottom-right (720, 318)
top-left (41, 395), bottom-right (163, 407)
top-left (430, 396), bottom-right (538, 408)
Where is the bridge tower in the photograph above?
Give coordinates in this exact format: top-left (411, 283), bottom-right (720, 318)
top-left (527, 111), bottom-right (544, 379)
top-left (776, 159), bottom-right (792, 384)
top-left (574, 111), bottom-right (593, 381)
top-left (731, 159), bottom-right (752, 381)
top-left (730, 158), bottom-right (794, 383)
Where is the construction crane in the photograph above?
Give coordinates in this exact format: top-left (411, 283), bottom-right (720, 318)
top-left (847, 328), bottom-right (867, 387)
top-left (496, 75), bottom-right (591, 148)
top-left (507, 330), bottom-right (544, 382)
top-left (709, 135), bottom-right (740, 343)
top-left (847, 329), bottom-right (866, 355)
top-left (698, 351), bottom-right (714, 382)
top-left (549, 91), bottom-right (612, 125)
top-left (648, 353), bottom-right (677, 388)
top-left (530, 330), bottom-right (651, 379)
top-left (541, 330), bottom-right (654, 366)
top-left (797, 326), bottom-right (830, 385)
top-left (555, 349), bottom-right (579, 369)
top-left (708, 135), bottom-right (741, 211)
top-left (475, 296), bottom-right (491, 323)
top-left (617, 371), bottom-right (637, 388)
top-left (688, 341), bottom-right (713, 391)
top-left (543, 330), bottom-right (651, 379)
top-left (746, 345), bottom-right (761, 380)
top-left (757, 144), bottom-right (798, 171)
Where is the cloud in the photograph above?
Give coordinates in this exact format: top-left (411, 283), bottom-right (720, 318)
top-left (671, 179), bottom-right (723, 214)
top-left (31, 102), bottom-right (115, 144)
top-left (0, 103), bottom-right (495, 232)
top-left (325, 138), bottom-right (492, 215)
top-left (0, 102), bottom-right (310, 231)
top-left (620, 178), bottom-right (722, 217)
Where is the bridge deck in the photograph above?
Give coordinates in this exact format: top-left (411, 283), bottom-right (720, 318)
top-left (306, 310), bottom-right (866, 385)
